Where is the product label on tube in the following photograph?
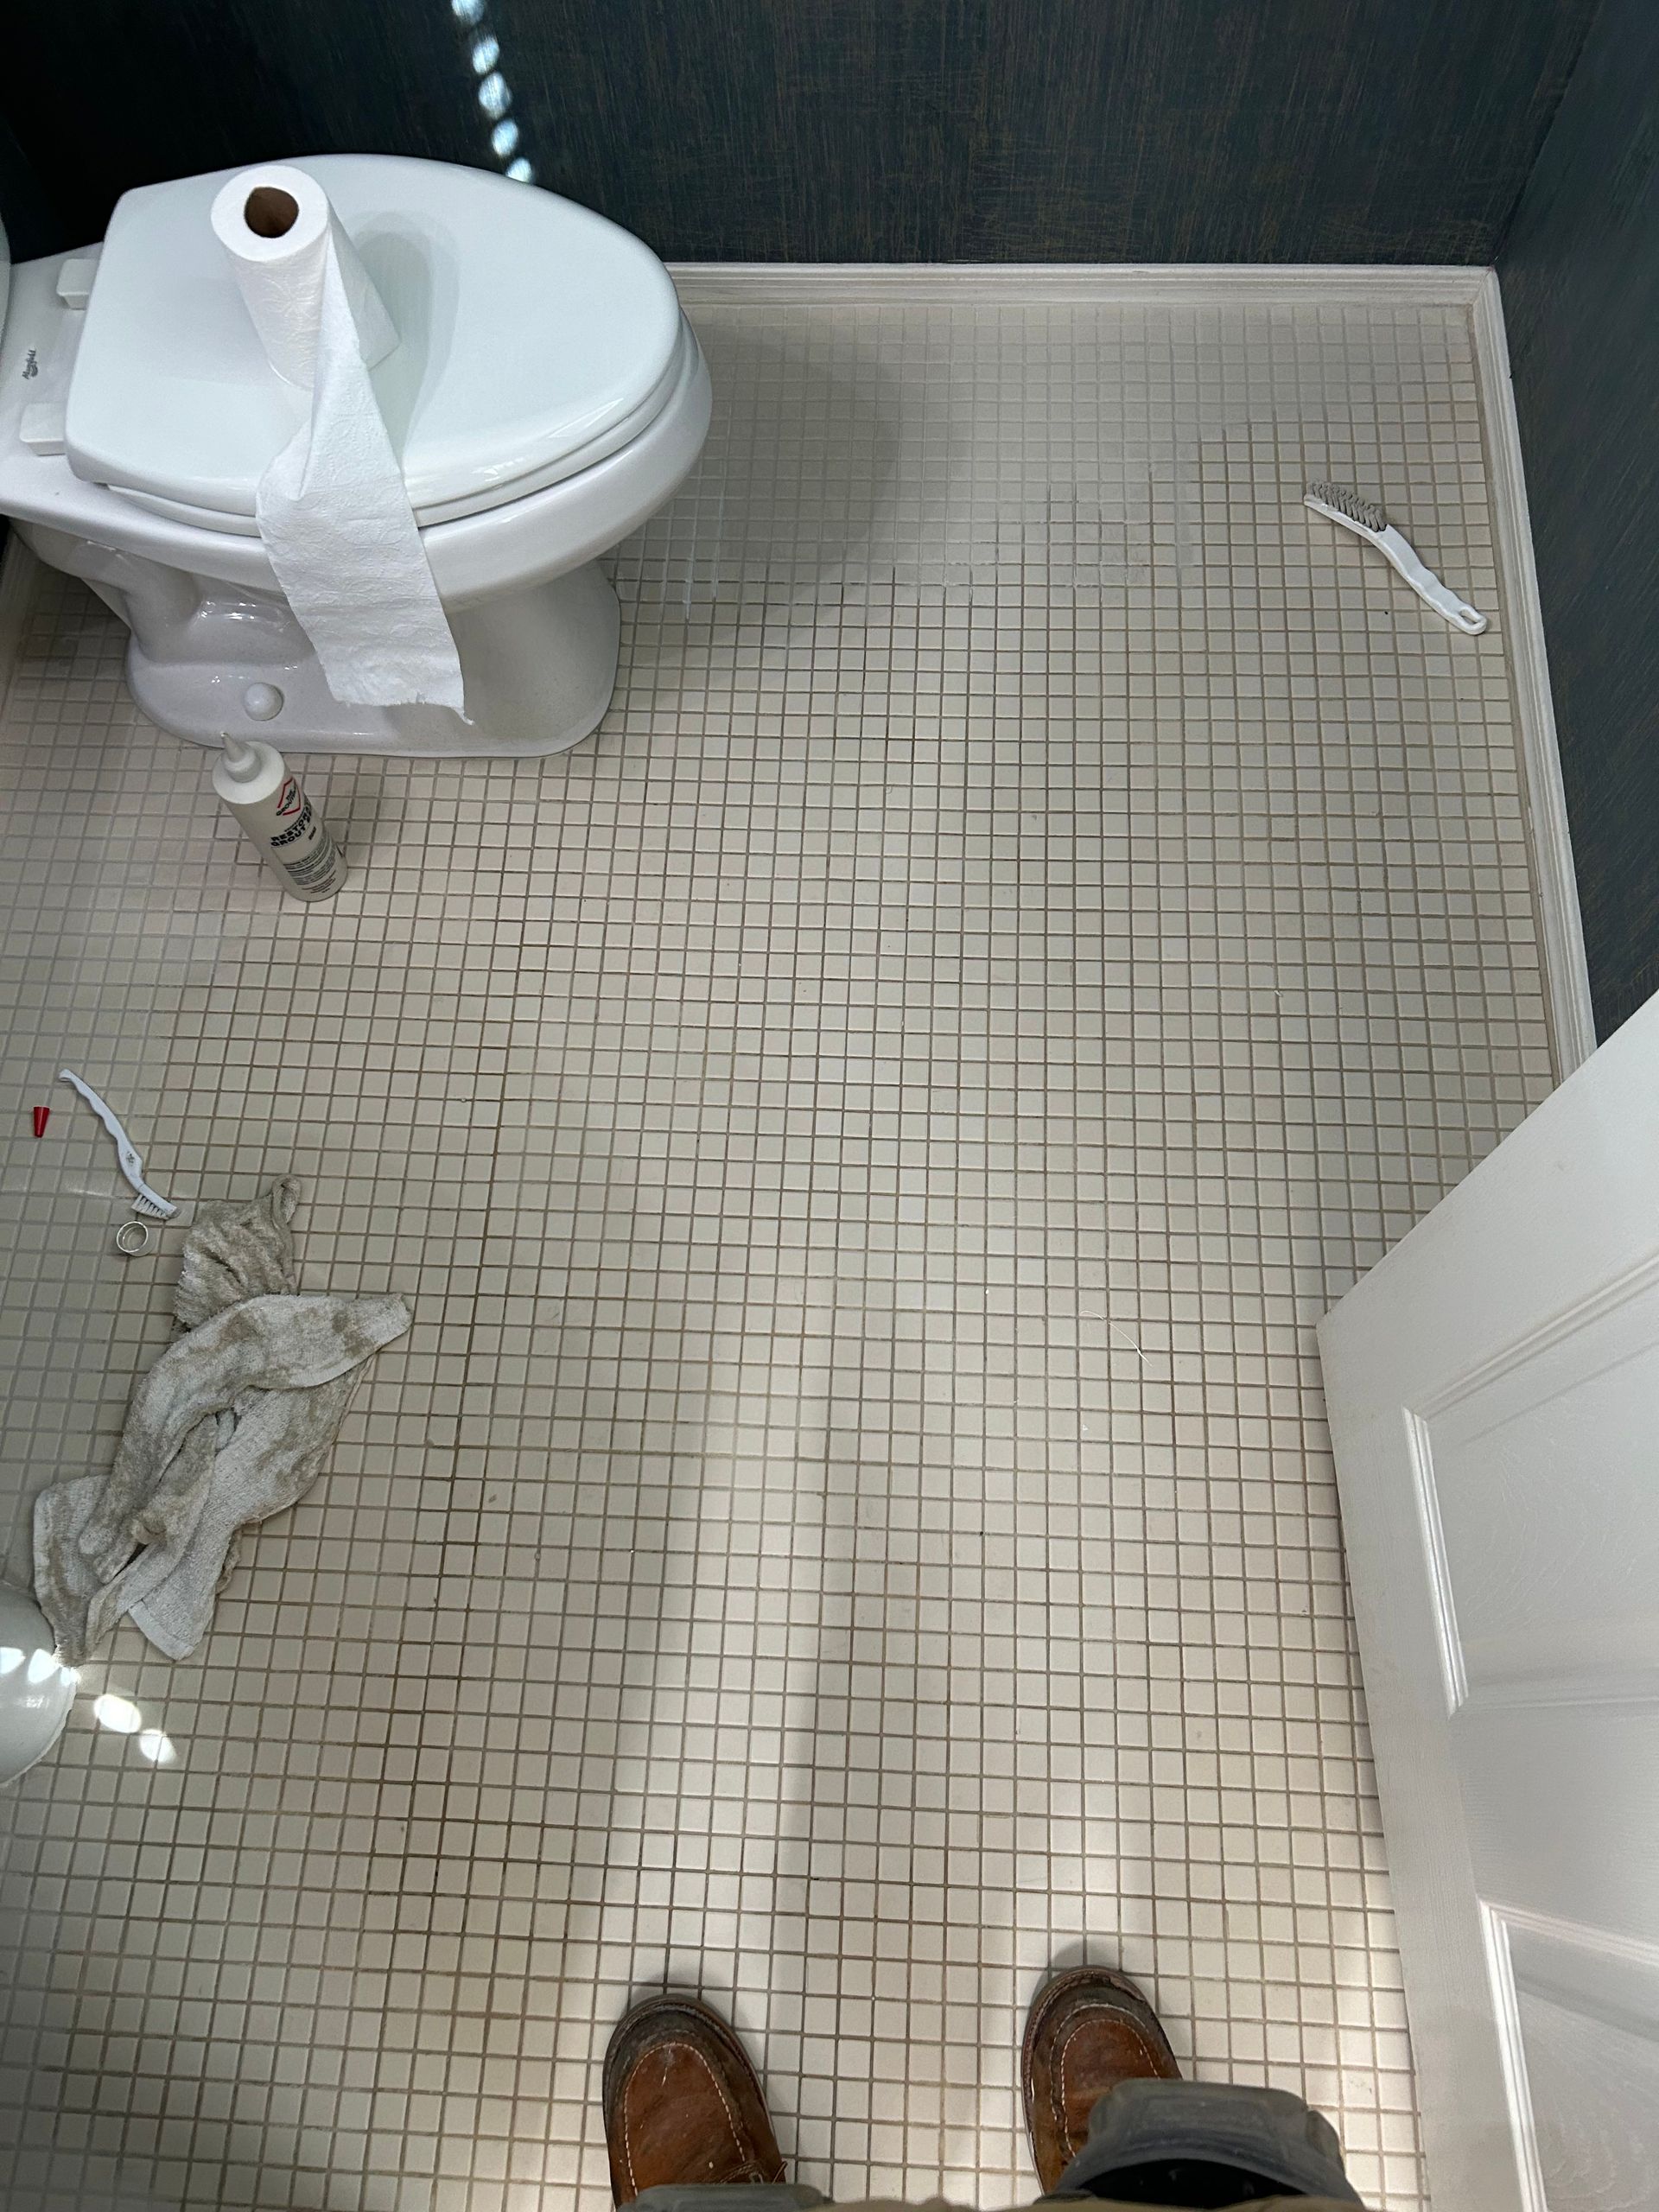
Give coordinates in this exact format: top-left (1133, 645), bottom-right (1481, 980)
top-left (265, 791), bottom-right (346, 897)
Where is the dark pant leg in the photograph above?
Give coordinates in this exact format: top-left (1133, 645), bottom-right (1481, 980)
top-left (1046, 2078), bottom-right (1365, 2206)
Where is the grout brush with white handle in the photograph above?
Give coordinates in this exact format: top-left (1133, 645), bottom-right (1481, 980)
top-left (59, 1069), bottom-right (177, 1219)
top-left (1305, 481), bottom-right (1488, 635)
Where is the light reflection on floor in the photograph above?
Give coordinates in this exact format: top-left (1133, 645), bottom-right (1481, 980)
top-left (90, 1687), bottom-right (178, 1764)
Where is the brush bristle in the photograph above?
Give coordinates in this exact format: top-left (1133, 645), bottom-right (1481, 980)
top-left (1307, 480), bottom-right (1387, 533)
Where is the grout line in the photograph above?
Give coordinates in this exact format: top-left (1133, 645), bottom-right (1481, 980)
top-left (1469, 270), bottom-right (1597, 1077)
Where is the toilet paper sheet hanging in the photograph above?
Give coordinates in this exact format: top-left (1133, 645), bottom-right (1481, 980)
top-left (211, 162), bottom-right (466, 714)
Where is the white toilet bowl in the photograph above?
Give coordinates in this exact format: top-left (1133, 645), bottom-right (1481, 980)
top-left (0, 156), bottom-right (711, 759)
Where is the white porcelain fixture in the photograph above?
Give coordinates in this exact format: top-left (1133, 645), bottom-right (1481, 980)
top-left (0, 157), bottom-right (711, 758)
top-left (0, 1584), bottom-right (76, 1786)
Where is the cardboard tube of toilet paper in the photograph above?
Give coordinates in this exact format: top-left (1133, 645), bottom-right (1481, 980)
top-left (211, 163), bottom-right (397, 386)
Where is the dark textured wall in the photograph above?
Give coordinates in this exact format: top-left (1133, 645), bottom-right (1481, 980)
top-left (3, 1), bottom-right (1595, 264)
top-left (0, 113), bottom-right (57, 261)
top-left (1500, 0), bottom-right (1659, 1039)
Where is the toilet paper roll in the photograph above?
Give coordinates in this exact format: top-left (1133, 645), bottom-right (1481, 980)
top-left (211, 163), bottom-right (398, 387)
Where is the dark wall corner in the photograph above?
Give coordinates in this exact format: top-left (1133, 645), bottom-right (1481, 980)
top-left (1487, 2), bottom-right (1605, 264)
top-left (0, 111), bottom-right (67, 260)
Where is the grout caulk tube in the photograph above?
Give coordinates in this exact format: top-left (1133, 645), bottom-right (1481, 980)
top-left (212, 732), bottom-right (347, 900)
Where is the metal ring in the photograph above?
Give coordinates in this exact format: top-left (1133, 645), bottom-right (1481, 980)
top-left (115, 1218), bottom-right (153, 1257)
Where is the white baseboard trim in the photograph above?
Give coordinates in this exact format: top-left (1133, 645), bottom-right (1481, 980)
top-left (1471, 270), bottom-right (1597, 1077)
top-left (670, 259), bottom-right (1489, 307)
top-left (0, 532), bottom-right (38, 711)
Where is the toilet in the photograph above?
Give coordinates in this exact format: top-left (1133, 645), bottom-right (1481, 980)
top-left (0, 155), bottom-right (711, 758)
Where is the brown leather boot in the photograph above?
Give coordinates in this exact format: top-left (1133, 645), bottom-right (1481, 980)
top-left (603, 1993), bottom-right (786, 2204)
top-left (1022, 1966), bottom-right (1182, 2193)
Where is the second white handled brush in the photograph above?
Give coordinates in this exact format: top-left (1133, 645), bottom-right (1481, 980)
top-left (1305, 481), bottom-right (1488, 635)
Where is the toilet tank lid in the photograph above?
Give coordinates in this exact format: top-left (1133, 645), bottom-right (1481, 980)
top-left (63, 155), bottom-right (685, 525)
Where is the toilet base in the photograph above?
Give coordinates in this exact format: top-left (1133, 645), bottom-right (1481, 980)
top-left (79, 545), bottom-right (624, 760)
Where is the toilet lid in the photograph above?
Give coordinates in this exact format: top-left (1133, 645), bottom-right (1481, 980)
top-left (65, 155), bottom-right (686, 530)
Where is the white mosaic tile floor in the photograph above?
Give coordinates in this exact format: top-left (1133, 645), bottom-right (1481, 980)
top-left (0, 289), bottom-right (1557, 2212)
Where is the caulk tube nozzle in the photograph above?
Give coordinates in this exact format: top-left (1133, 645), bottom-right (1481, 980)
top-left (219, 730), bottom-right (264, 785)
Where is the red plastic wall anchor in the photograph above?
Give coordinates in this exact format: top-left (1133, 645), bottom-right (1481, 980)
top-left (32, 1107), bottom-right (49, 1137)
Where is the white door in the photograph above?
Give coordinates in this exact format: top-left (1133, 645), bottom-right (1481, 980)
top-left (1319, 994), bottom-right (1659, 2212)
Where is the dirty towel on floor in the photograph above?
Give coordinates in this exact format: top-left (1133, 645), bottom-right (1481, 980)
top-left (33, 1179), bottom-right (410, 1663)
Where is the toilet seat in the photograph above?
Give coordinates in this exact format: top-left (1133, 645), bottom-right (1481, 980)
top-left (65, 154), bottom-right (687, 533)
top-left (107, 322), bottom-right (698, 538)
